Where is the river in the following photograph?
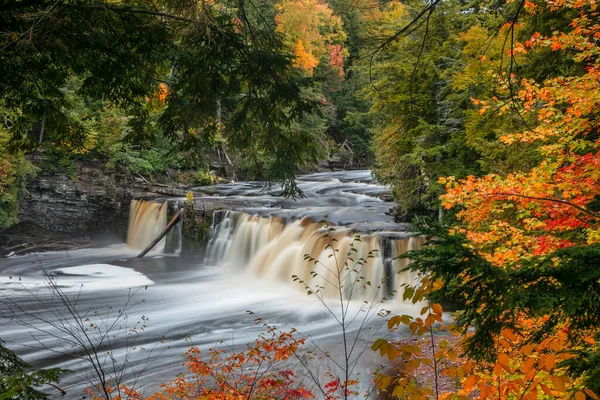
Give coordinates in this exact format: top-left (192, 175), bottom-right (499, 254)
top-left (0, 171), bottom-right (422, 398)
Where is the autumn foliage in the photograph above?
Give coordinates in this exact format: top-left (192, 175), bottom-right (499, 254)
top-left (275, 0), bottom-right (348, 75)
top-left (93, 330), bottom-right (314, 400)
top-left (373, 0), bottom-right (600, 399)
top-left (440, 0), bottom-right (600, 264)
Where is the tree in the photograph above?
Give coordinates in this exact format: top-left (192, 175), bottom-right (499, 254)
top-left (275, 0), bottom-right (347, 76)
top-left (0, 129), bottom-right (37, 228)
top-left (440, 0), bottom-right (600, 263)
top-left (0, 340), bottom-right (64, 399)
top-left (362, 0), bottom-right (486, 218)
top-left (373, 0), bottom-right (600, 398)
top-left (0, 0), bottom-right (322, 194)
top-left (374, 220), bottom-right (600, 399)
top-left (116, 331), bottom-right (314, 400)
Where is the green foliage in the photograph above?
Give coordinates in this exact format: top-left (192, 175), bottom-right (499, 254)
top-left (0, 1), bottom-right (170, 153)
top-left (354, 0), bottom-right (590, 216)
top-left (0, 0), bottom-right (325, 195)
top-left (105, 147), bottom-right (163, 175)
top-left (0, 340), bottom-right (64, 399)
top-left (0, 131), bottom-right (37, 228)
top-left (359, 0), bottom-right (486, 214)
top-left (193, 170), bottom-right (217, 186)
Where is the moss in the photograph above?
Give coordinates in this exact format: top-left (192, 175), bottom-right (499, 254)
top-left (182, 200), bottom-right (216, 254)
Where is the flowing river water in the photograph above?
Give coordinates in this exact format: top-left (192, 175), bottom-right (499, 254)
top-left (0, 170), bottom-right (423, 398)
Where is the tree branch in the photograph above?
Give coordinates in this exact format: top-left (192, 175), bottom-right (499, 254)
top-left (493, 192), bottom-right (600, 219)
top-left (66, 4), bottom-right (195, 23)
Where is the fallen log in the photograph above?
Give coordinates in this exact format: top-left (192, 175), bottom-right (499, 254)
top-left (136, 208), bottom-right (184, 259)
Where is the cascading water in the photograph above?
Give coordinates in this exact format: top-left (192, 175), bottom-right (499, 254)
top-left (127, 199), bottom-right (168, 252)
top-left (205, 211), bottom-right (422, 302)
top-left (0, 170), bottom-right (427, 396)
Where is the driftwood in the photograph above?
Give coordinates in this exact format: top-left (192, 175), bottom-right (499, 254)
top-left (135, 208), bottom-right (184, 259)
top-left (48, 383), bottom-right (67, 396)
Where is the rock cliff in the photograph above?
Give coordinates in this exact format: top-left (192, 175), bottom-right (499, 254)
top-left (18, 160), bottom-right (188, 236)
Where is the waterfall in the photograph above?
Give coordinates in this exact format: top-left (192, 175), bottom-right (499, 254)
top-left (127, 199), bottom-right (168, 252)
top-left (206, 211), bottom-right (422, 302)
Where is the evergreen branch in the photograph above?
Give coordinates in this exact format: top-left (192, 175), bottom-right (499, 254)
top-left (66, 4), bottom-right (195, 23)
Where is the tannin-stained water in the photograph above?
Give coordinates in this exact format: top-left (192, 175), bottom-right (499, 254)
top-left (206, 211), bottom-right (422, 302)
top-left (0, 171), bottom-right (423, 398)
top-left (127, 199), bottom-right (168, 251)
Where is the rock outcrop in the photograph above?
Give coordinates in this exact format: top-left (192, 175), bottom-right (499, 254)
top-left (19, 162), bottom-right (133, 235)
top-left (18, 159), bottom-right (189, 237)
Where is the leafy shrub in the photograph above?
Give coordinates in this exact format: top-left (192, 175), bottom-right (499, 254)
top-left (193, 169), bottom-right (217, 186)
top-left (0, 135), bottom-right (37, 228)
top-left (0, 340), bottom-right (64, 399)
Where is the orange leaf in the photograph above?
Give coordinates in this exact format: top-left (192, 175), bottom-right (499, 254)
top-left (545, 354), bottom-right (556, 370)
top-left (551, 376), bottom-right (565, 393)
top-left (585, 389), bottom-right (600, 400)
top-left (521, 344), bottom-right (535, 356)
top-left (540, 383), bottom-right (552, 395)
top-left (502, 328), bottom-right (517, 341)
top-left (498, 353), bottom-right (511, 372)
top-left (522, 357), bottom-right (535, 373)
top-left (463, 375), bottom-right (478, 390)
top-left (584, 337), bottom-right (596, 345)
top-left (575, 391), bottom-right (586, 400)
top-left (431, 303), bottom-right (443, 315)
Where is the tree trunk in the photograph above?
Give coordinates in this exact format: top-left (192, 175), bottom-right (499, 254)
top-left (135, 209), bottom-right (184, 258)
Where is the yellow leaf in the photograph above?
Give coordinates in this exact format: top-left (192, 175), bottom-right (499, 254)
top-left (377, 374), bottom-right (392, 389)
top-left (387, 346), bottom-right (401, 361)
top-left (388, 315), bottom-right (401, 329)
top-left (447, 349), bottom-right (458, 362)
top-left (379, 340), bottom-right (389, 356)
top-left (433, 279), bottom-right (444, 289)
top-left (372, 338), bottom-right (385, 351)
top-left (392, 385), bottom-right (404, 398)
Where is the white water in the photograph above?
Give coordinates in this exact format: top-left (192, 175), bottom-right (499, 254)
top-left (0, 171), bottom-right (423, 398)
top-left (0, 263), bottom-right (153, 294)
top-left (206, 211), bottom-right (422, 302)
